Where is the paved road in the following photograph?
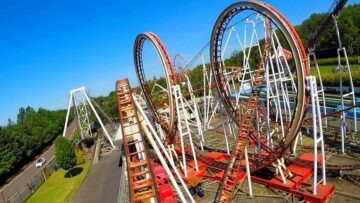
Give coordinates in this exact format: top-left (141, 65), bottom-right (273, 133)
top-left (0, 121), bottom-right (77, 203)
top-left (72, 147), bottom-right (121, 203)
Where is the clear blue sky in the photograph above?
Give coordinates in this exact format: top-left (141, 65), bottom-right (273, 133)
top-left (0, 0), bottom-right (358, 125)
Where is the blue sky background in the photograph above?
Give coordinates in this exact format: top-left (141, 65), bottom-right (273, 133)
top-left (0, 0), bottom-right (358, 125)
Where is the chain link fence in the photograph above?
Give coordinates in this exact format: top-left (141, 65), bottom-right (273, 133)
top-left (1, 158), bottom-right (59, 203)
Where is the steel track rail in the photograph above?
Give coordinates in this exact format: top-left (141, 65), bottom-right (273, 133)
top-left (210, 1), bottom-right (310, 202)
top-left (115, 79), bottom-right (159, 202)
top-left (210, 1), bottom-right (309, 174)
top-left (134, 32), bottom-right (178, 144)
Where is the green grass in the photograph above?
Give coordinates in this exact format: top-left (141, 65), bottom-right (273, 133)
top-left (310, 64), bottom-right (360, 75)
top-left (26, 162), bottom-right (90, 203)
top-left (308, 64), bottom-right (360, 86)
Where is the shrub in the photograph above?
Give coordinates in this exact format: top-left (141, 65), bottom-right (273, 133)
top-left (55, 136), bottom-right (76, 170)
top-left (317, 70), bottom-right (360, 86)
top-left (311, 56), bottom-right (358, 66)
top-left (75, 149), bottom-right (85, 166)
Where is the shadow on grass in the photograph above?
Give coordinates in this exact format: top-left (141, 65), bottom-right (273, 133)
top-left (64, 167), bottom-right (83, 178)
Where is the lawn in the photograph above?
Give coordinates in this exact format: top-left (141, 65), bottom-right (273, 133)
top-left (309, 64), bottom-right (360, 86)
top-left (310, 64), bottom-right (360, 75)
top-left (26, 162), bottom-right (90, 203)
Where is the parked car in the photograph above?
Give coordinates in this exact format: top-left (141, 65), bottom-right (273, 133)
top-left (35, 158), bottom-right (46, 168)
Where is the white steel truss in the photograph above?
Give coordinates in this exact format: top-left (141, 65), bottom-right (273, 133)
top-left (63, 87), bottom-right (115, 148)
top-left (308, 52), bottom-right (328, 127)
top-left (173, 85), bottom-right (199, 177)
top-left (134, 95), bottom-right (196, 203)
top-left (183, 75), bottom-right (205, 150)
top-left (333, 15), bottom-right (357, 153)
top-left (307, 76), bottom-right (327, 195)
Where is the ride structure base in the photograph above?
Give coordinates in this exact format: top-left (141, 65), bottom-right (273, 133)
top-left (252, 153), bottom-right (335, 203)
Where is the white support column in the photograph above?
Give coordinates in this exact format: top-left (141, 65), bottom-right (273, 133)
top-left (167, 144), bottom-right (177, 166)
top-left (206, 100), bottom-right (219, 130)
top-left (82, 88), bottom-right (115, 148)
top-left (138, 114), bottom-right (188, 203)
top-left (272, 158), bottom-right (291, 184)
top-left (72, 89), bottom-right (92, 139)
top-left (307, 76), bottom-right (326, 195)
top-left (308, 52), bottom-right (328, 127)
top-left (292, 132), bottom-right (303, 155)
top-left (63, 87), bottom-right (116, 148)
top-left (342, 48), bottom-right (357, 132)
top-left (184, 75), bottom-right (204, 150)
top-left (333, 15), bottom-right (357, 154)
top-left (244, 146), bottom-right (253, 198)
top-left (62, 93), bottom-right (73, 137)
top-left (156, 123), bottom-right (166, 141)
top-left (220, 103), bottom-right (231, 154)
top-left (201, 53), bottom-right (214, 129)
top-left (261, 100), bottom-right (273, 150)
top-left (173, 85), bottom-right (199, 177)
top-left (270, 34), bottom-right (292, 122)
top-left (134, 96), bottom-right (195, 203)
top-left (201, 54), bottom-right (209, 125)
top-left (268, 55), bottom-right (285, 138)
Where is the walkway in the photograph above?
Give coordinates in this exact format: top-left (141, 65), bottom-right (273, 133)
top-left (72, 149), bottom-right (122, 203)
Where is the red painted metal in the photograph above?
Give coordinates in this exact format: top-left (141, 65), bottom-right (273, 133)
top-left (152, 165), bottom-right (177, 203)
top-left (153, 166), bottom-right (170, 185)
top-left (158, 184), bottom-right (177, 203)
top-left (214, 17), bottom-right (272, 202)
top-left (134, 32), bottom-right (209, 188)
top-left (210, 1), bottom-right (310, 177)
top-left (129, 1), bottom-right (350, 202)
top-left (199, 150), bottom-right (334, 203)
top-left (134, 32), bottom-right (178, 145)
top-left (179, 160), bottom-right (206, 187)
top-left (252, 153), bottom-right (334, 203)
top-left (116, 79), bottom-right (159, 202)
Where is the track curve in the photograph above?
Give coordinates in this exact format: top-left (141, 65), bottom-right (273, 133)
top-left (134, 32), bottom-right (178, 144)
top-left (210, 1), bottom-right (310, 172)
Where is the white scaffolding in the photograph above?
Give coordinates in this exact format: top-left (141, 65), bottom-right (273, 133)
top-left (308, 52), bottom-right (328, 127)
top-left (134, 95), bottom-right (195, 203)
top-left (307, 76), bottom-right (327, 195)
top-left (173, 85), bottom-right (199, 177)
top-left (63, 87), bottom-right (115, 148)
top-left (333, 15), bottom-right (357, 153)
top-left (183, 75), bottom-right (205, 150)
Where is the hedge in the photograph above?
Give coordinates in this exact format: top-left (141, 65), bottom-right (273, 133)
top-left (317, 71), bottom-right (360, 86)
top-left (311, 56), bottom-right (359, 66)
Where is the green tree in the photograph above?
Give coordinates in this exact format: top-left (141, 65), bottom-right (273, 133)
top-left (75, 149), bottom-right (85, 166)
top-left (1, 105), bottom-right (67, 184)
top-left (55, 136), bottom-right (76, 171)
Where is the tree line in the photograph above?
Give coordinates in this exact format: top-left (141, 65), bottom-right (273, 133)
top-left (0, 89), bottom-right (122, 186)
top-left (297, 3), bottom-right (360, 55)
top-left (220, 3), bottom-right (360, 87)
top-left (0, 107), bottom-right (67, 185)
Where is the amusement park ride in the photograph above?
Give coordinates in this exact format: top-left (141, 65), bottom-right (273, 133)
top-left (67, 0), bottom-right (360, 202)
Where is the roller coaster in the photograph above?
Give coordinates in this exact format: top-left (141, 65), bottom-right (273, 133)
top-left (115, 0), bottom-right (360, 202)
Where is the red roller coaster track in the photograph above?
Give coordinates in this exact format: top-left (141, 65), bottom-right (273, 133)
top-left (134, 32), bottom-right (178, 145)
top-left (210, 1), bottom-right (310, 171)
top-left (209, 2), bottom-right (310, 201)
top-left (118, 0), bottom-right (360, 202)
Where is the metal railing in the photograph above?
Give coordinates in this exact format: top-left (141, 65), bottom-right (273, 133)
top-left (1, 158), bottom-right (58, 203)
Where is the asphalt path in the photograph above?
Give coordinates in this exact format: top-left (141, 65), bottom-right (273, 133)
top-left (72, 147), bottom-right (121, 203)
top-left (0, 121), bottom-right (76, 203)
